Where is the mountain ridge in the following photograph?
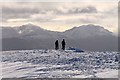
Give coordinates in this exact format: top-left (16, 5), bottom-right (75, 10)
top-left (1, 24), bottom-right (118, 51)
top-left (1, 23), bottom-right (113, 34)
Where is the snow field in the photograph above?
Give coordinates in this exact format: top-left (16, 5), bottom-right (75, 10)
top-left (1, 50), bottom-right (119, 78)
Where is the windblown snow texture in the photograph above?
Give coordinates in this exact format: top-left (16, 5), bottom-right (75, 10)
top-left (1, 50), bottom-right (119, 78)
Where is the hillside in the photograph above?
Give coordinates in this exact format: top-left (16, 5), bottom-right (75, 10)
top-left (1, 24), bottom-right (118, 51)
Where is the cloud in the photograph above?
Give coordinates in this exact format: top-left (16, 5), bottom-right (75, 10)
top-left (1, 2), bottom-right (98, 22)
top-left (7, 18), bottom-right (28, 22)
top-left (2, 6), bottom-right (39, 21)
top-left (1, 2), bottom-right (118, 34)
top-left (51, 13), bottom-right (100, 24)
top-left (31, 6), bottom-right (98, 24)
top-left (30, 11), bottom-right (56, 22)
top-left (80, 6), bottom-right (97, 13)
top-left (68, 6), bottom-right (97, 14)
top-left (48, 6), bottom-right (98, 14)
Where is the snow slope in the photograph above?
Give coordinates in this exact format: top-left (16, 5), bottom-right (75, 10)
top-left (1, 50), bottom-right (119, 78)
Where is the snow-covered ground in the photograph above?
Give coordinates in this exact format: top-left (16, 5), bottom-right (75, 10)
top-left (1, 50), bottom-right (119, 78)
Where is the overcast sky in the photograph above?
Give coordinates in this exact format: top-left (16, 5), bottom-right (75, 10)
top-left (1, 0), bottom-right (119, 35)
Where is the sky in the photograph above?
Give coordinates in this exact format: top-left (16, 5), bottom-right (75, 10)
top-left (0, 0), bottom-right (119, 35)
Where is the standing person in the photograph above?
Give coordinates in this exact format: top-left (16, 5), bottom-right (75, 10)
top-left (62, 39), bottom-right (66, 50)
top-left (55, 40), bottom-right (59, 50)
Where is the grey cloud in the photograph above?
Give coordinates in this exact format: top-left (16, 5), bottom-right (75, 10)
top-left (2, 6), bottom-right (40, 21)
top-left (80, 6), bottom-right (97, 13)
top-left (1, 3), bottom-right (98, 23)
top-left (53, 6), bottom-right (98, 14)
top-left (68, 6), bottom-right (97, 14)
top-left (29, 6), bottom-right (98, 23)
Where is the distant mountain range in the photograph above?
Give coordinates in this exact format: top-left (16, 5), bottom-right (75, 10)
top-left (1, 24), bottom-right (118, 51)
